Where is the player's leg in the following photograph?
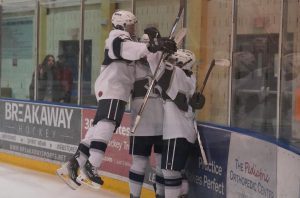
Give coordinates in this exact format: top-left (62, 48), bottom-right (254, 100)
top-left (162, 169), bottom-right (182, 198)
top-left (153, 136), bottom-right (165, 198)
top-left (77, 99), bottom-right (126, 189)
top-left (77, 119), bottom-right (115, 188)
top-left (180, 171), bottom-right (189, 198)
top-left (56, 123), bottom-right (94, 189)
top-left (129, 136), bottom-right (152, 198)
top-left (161, 138), bottom-right (192, 197)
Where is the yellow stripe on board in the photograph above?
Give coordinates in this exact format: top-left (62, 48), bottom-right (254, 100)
top-left (0, 152), bottom-right (154, 197)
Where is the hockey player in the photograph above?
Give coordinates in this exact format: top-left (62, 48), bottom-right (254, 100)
top-left (129, 27), bottom-right (165, 198)
top-left (56, 10), bottom-right (177, 190)
top-left (147, 49), bottom-right (197, 197)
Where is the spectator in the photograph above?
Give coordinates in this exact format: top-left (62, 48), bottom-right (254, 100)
top-left (56, 54), bottom-right (73, 103)
top-left (29, 54), bottom-right (63, 102)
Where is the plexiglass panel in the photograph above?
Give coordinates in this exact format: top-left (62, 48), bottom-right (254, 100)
top-left (81, 0), bottom-right (132, 106)
top-left (36, 0), bottom-right (81, 103)
top-left (135, 0), bottom-right (182, 38)
top-left (0, 1), bottom-right (36, 100)
top-left (280, 0), bottom-right (300, 146)
top-left (231, 0), bottom-right (281, 137)
top-left (190, 0), bottom-right (232, 124)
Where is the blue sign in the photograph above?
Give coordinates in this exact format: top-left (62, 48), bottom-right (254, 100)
top-left (186, 124), bottom-right (231, 198)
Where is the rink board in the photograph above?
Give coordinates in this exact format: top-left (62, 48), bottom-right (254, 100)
top-left (186, 124), bottom-right (300, 198)
top-left (0, 99), bottom-right (154, 197)
top-left (1, 99), bottom-right (300, 197)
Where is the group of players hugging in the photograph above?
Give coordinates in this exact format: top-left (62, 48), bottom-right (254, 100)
top-left (57, 10), bottom-right (205, 198)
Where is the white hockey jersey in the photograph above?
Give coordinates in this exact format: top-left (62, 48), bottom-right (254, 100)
top-left (94, 29), bottom-right (150, 102)
top-left (147, 52), bottom-right (197, 143)
top-left (130, 60), bottom-right (164, 136)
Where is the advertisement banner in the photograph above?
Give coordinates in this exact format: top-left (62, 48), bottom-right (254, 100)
top-left (277, 147), bottom-right (300, 198)
top-left (0, 100), bottom-right (81, 162)
top-left (186, 124), bottom-right (231, 198)
top-left (226, 133), bottom-right (277, 198)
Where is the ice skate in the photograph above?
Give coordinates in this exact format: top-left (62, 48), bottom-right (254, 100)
top-left (76, 160), bottom-right (104, 189)
top-left (56, 157), bottom-right (81, 190)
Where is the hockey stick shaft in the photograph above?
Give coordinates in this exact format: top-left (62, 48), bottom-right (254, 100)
top-left (199, 59), bottom-right (215, 94)
top-left (199, 59), bottom-right (230, 94)
top-left (131, 54), bottom-right (166, 133)
top-left (169, 0), bottom-right (185, 37)
top-left (194, 121), bottom-right (208, 165)
top-left (131, 29), bottom-right (186, 133)
top-left (131, 0), bottom-right (185, 134)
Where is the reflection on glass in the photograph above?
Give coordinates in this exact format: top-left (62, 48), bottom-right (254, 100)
top-left (81, 0), bottom-right (102, 106)
top-left (0, 1), bottom-right (36, 99)
top-left (38, 0), bottom-right (81, 104)
top-left (231, 0), bottom-right (281, 137)
top-left (280, 0), bottom-right (300, 146)
top-left (195, 0), bottom-right (231, 124)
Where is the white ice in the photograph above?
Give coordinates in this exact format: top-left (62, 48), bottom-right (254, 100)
top-left (0, 162), bottom-right (125, 198)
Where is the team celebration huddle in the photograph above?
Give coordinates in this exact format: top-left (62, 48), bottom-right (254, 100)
top-left (56, 8), bottom-right (206, 198)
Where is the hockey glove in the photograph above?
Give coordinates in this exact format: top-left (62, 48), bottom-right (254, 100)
top-left (148, 37), bottom-right (177, 54)
top-left (144, 27), bottom-right (161, 40)
top-left (190, 92), bottom-right (205, 110)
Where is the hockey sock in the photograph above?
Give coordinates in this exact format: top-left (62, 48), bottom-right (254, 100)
top-left (162, 169), bottom-right (182, 198)
top-left (76, 143), bottom-right (89, 167)
top-left (154, 153), bottom-right (165, 197)
top-left (89, 120), bottom-right (115, 167)
top-left (180, 179), bottom-right (189, 196)
top-left (129, 155), bottom-right (149, 197)
top-left (180, 171), bottom-right (189, 196)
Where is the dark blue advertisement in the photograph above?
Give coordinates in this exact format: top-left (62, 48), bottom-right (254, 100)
top-left (186, 124), bottom-right (231, 198)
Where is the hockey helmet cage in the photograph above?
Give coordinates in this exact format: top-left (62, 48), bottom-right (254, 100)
top-left (168, 49), bottom-right (196, 71)
top-left (111, 10), bottom-right (137, 30)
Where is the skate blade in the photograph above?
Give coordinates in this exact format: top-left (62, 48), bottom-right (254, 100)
top-left (56, 168), bottom-right (80, 190)
top-left (76, 174), bottom-right (101, 190)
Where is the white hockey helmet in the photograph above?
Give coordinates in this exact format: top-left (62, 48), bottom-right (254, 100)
top-left (111, 10), bottom-right (137, 30)
top-left (140, 34), bottom-right (150, 43)
top-left (168, 49), bottom-right (196, 71)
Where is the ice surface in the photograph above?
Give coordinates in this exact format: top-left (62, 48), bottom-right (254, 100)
top-left (0, 162), bottom-right (125, 198)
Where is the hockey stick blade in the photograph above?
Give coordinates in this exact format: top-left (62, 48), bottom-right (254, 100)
top-left (131, 0), bottom-right (185, 134)
top-left (214, 59), bottom-right (231, 67)
top-left (174, 28), bottom-right (187, 47)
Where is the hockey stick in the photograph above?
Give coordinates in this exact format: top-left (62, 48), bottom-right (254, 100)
top-left (131, 0), bottom-right (185, 134)
top-left (174, 28), bottom-right (187, 47)
top-left (193, 58), bottom-right (231, 165)
top-left (130, 28), bottom-right (186, 134)
top-left (199, 59), bottom-right (231, 94)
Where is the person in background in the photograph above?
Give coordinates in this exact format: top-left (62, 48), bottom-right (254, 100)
top-left (56, 10), bottom-right (177, 190)
top-left (29, 54), bottom-right (62, 102)
top-left (56, 54), bottom-right (73, 103)
top-left (147, 49), bottom-right (197, 198)
top-left (129, 27), bottom-right (165, 198)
